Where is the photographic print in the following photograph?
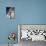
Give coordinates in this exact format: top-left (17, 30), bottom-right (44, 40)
top-left (6, 7), bottom-right (15, 19)
top-left (18, 24), bottom-right (46, 46)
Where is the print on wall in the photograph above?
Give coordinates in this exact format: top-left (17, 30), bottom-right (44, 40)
top-left (6, 7), bottom-right (15, 19)
top-left (18, 25), bottom-right (46, 41)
